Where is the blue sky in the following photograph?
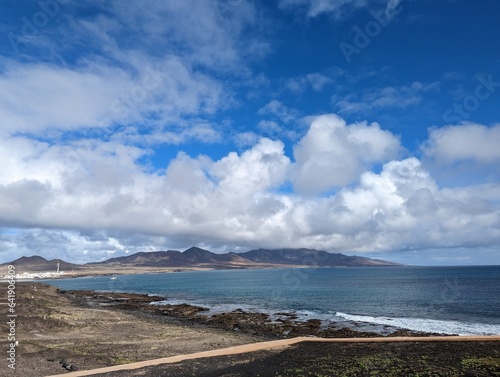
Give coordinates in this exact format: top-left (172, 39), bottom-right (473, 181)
top-left (0, 0), bottom-right (499, 265)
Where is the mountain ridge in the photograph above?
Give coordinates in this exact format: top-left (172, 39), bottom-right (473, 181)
top-left (2, 256), bottom-right (82, 272)
top-left (2, 247), bottom-right (402, 272)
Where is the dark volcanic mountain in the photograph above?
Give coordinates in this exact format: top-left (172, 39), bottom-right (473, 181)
top-left (91, 247), bottom-right (399, 268)
top-left (90, 247), bottom-right (259, 268)
top-left (90, 250), bottom-right (188, 267)
top-left (239, 248), bottom-right (398, 267)
top-left (2, 256), bottom-right (82, 272)
top-left (2, 247), bottom-right (401, 272)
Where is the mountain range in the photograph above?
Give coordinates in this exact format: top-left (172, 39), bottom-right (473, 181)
top-left (2, 247), bottom-right (401, 272)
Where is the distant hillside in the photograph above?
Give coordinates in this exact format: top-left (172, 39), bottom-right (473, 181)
top-left (2, 256), bottom-right (82, 272)
top-left (91, 246), bottom-right (399, 268)
top-left (239, 248), bottom-right (399, 267)
top-left (90, 250), bottom-right (188, 267)
top-left (2, 247), bottom-right (401, 272)
top-left (90, 247), bottom-right (261, 268)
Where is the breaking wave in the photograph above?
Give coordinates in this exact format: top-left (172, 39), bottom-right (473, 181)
top-left (334, 312), bottom-right (500, 336)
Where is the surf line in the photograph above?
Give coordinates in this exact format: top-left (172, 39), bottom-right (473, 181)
top-left (46, 335), bottom-right (500, 377)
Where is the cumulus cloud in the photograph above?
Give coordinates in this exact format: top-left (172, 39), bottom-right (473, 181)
top-left (291, 114), bottom-right (402, 194)
top-left (423, 123), bottom-right (500, 164)
top-left (0, 135), bottom-right (291, 260)
top-left (1, 116), bottom-right (500, 264)
top-left (421, 123), bottom-right (500, 186)
top-left (285, 157), bottom-right (500, 253)
top-left (212, 138), bottom-right (290, 195)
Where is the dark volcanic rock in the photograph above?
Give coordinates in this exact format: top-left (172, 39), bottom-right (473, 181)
top-left (156, 303), bottom-right (209, 317)
top-left (63, 290), bottom-right (436, 340)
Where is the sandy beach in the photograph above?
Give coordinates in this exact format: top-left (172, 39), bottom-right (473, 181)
top-left (1, 282), bottom-right (499, 377)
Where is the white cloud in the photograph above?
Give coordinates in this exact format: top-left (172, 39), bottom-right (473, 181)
top-left (0, 57), bottom-right (227, 137)
top-left (0, 63), bottom-right (131, 134)
top-left (212, 138), bottom-right (291, 196)
top-left (334, 81), bottom-right (439, 115)
top-left (233, 131), bottom-right (260, 147)
top-left (291, 114), bottom-right (402, 194)
top-left (286, 157), bottom-right (500, 253)
top-left (258, 100), bottom-right (299, 123)
top-left (279, 0), bottom-right (368, 18)
top-left (138, 121), bottom-right (223, 146)
top-left (257, 120), bottom-right (283, 135)
top-left (423, 123), bottom-right (500, 164)
top-left (286, 73), bottom-right (333, 93)
top-left (1, 115), bottom-right (499, 264)
top-left (74, 0), bottom-right (263, 73)
top-left (0, 0), bottom-right (265, 140)
top-left (278, 0), bottom-right (402, 19)
top-left (421, 123), bottom-right (500, 186)
top-left (442, 183), bottom-right (500, 203)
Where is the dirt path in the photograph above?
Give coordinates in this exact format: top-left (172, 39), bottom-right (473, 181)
top-left (46, 335), bottom-right (500, 377)
top-left (0, 283), bottom-right (264, 377)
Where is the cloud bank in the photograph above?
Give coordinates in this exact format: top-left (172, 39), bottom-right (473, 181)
top-left (1, 114), bottom-right (499, 263)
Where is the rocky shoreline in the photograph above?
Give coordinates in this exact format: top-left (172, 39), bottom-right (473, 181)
top-left (61, 289), bottom-right (435, 340)
top-left (3, 283), bottom-right (499, 376)
top-left (1, 282), bottom-right (265, 377)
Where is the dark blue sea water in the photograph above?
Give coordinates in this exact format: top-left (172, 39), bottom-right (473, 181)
top-left (44, 266), bottom-right (500, 335)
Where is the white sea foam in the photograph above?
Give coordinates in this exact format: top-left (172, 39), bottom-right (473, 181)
top-left (150, 299), bottom-right (500, 336)
top-left (335, 312), bottom-right (500, 336)
top-left (150, 300), bottom-right (259, 313)
top-left (150, 299), bottom-right (196, 306)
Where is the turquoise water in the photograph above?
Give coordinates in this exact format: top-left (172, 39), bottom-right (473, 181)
top-left (44, 266), bottom-right (500, 335)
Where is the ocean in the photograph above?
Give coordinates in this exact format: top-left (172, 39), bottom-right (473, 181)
top-left (45, 266), bottom-right (500, 336)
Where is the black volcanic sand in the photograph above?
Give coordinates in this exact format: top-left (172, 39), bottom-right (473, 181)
top-left (2, 283), bottom-right (499, 377)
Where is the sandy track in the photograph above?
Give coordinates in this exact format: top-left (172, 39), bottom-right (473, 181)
top-left (46, 335), bottom-right (500, 377)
